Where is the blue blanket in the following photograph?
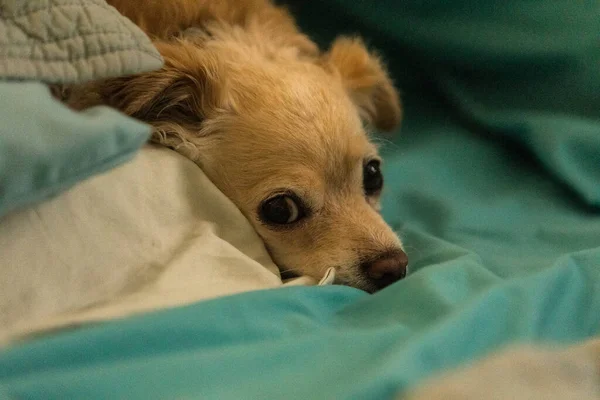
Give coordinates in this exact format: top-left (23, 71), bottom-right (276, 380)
top-left (0, 1), bottom-right (599, 399)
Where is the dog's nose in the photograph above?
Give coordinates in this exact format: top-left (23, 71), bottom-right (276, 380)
top-left (362, 250), bottom-right (408, 290)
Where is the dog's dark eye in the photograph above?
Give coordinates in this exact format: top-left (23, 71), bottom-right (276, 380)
top-left (260, 195), bottom-right (304, 225)
top-left (363, 160), bottom-right (383, 195)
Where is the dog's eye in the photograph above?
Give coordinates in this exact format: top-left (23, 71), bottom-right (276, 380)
top-left (363, 160), bottom-right (383, 195)
top-left (260, 195), bottom-right (304, 225)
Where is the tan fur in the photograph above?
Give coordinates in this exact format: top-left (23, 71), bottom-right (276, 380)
top-left (67, 0), bottom-right (405, 292)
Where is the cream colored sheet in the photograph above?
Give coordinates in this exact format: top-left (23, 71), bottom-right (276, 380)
top-left (0, 145), bottom-right (332, 345)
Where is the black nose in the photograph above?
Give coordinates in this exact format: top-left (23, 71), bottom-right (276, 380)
top-left (361, 250), bottom-right (408, 290)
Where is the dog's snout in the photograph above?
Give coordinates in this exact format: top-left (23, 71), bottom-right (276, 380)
top-left (362, 250), bottom-right (408, 290)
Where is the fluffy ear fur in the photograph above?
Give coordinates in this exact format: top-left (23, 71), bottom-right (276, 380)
top-left (323, 37), bottom-right (402, 132)
top-left (68, 39), bottom-right (228, 152)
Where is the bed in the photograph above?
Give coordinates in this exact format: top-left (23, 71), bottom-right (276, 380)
top-left (0, 0), bottom-right (599, 399)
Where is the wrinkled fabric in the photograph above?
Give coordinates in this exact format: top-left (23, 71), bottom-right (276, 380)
top-left (0, 82), bottom-right (150, 218)
top-left (0, 146), bottom-right (334, 346)
top-left (0, 0), bottom-right (162, 83)
top-left (0, 1), bottom-right (599, 399)
top-left (0, 0), bottom-right (162, 218)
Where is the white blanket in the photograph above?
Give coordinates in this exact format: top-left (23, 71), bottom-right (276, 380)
top-left (0, 145), bottom-right (332, 345)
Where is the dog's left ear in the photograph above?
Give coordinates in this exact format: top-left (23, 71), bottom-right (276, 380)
top-left (323, 37), bottom-right (402, 132)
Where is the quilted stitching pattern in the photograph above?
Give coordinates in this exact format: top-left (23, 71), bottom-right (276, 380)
top-left (0, 0), bottom-right (163, 83)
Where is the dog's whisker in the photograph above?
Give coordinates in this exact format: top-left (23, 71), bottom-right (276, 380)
top-left (402, 245), bottom-right (423, 258)
top-left (372, 136), bottom-right (401, 151)
top-left (277, 268), bottom-right (298, 275)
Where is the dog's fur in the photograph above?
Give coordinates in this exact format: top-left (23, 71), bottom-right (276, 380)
top-left (65, 0), bottom-right (405, 292)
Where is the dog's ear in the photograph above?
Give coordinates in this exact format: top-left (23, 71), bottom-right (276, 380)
top-left (77, 39), bottom-right (228, 140)
top-left (112, 40), bottom-right (226, 124)
top-left (69, 39), bottom-right (231, 161)
top-left (323, 37), bottom-right (402, 132)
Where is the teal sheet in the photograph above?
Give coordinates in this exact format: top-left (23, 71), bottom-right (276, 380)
top-left (0, 1), bottom-right (599, 399)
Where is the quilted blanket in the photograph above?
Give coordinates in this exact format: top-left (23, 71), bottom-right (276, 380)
top-left (0, 0), bottom-right (162, 83)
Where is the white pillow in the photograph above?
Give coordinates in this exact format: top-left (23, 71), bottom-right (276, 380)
top-left (0, 145), bottom-right (333, 345)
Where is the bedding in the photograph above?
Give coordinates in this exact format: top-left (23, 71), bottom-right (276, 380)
top-left (0, 145), bottom-right (332, 345)
top-left (1, 0), bottom-right (600, 399)
top-left (0, 0), bottom-right (162, 218)
top-left (0, 0), bottom-right (162, 83)
top-left (0, 82), bottom-right (150, 218)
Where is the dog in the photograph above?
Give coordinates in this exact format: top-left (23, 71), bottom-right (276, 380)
top-left (64, 0), bottom-right (406, 293)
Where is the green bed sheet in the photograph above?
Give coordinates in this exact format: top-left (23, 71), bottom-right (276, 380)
top-left (0, 1), bottom-right (599, 399)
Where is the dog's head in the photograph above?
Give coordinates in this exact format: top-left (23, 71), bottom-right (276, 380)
top-left (71, 31), bottom-right (406, 292)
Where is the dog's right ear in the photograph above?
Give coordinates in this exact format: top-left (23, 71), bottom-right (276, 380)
top-left (79, 40), bottom-right (228, 141)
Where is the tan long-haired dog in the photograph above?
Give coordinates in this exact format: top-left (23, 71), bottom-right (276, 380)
top-left (67, 0), bottom-right (406, 293)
